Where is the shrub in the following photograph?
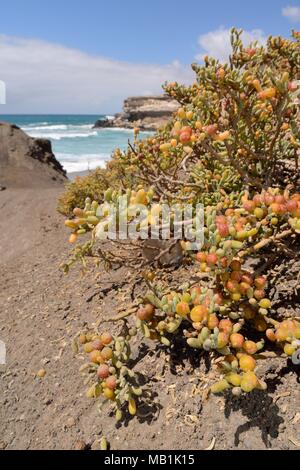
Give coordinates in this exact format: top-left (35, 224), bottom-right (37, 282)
top-left (57, 156), bottom-right (136, 216)
top-left (62, 29), bottom-right (300, 420)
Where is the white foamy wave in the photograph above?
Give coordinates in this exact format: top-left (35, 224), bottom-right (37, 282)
top-left (56, 153), bottom-right (110, 173)
top-left (105, 127), bottom-right (134, 133)
top-left (26, 121), bottom-right (49, 127)
top-left (23, 124), bottom-right (69, 131)
top-left (105, 115), bottom-right (115, 121)
top-left (23, 123), bottom-right (94, 132)
top-left (27, 131), bottom-right (98, 140)
top-left (102, 127), bottom-right (153, 136)
top-left (75, 124), bottom-right (94, 129)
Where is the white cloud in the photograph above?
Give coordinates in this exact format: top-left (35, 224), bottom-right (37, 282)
top-left (0, 35), bottom-right (193, 114)
top-left (0, 80), bottom-right (6, 104)
top-left (282, 6), bottom-right (300, 23)
top-left (196, 27), bottom-right (267, 63)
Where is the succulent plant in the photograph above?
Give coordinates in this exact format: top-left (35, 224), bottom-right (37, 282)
top-left (61, 29), bottom-right (300, 419)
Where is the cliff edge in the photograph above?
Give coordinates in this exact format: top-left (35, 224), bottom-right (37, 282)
top-left (94, 95), bottom-right (179, 131)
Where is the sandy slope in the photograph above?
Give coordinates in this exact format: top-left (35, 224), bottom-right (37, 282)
top-left (0, 187), bottom-right (299, 450)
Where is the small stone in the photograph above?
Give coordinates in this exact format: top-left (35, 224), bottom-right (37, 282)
top-left (74, 440), bottom-right (90, 451)
top-left (43, 398), bottom-right (53, 406)
top-left (66, 417), bottom-right (76, 428)
top-left (37, 369), bottom-right (47, 379)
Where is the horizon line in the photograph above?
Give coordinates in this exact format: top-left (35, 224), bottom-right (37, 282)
top-left (0, 113), bottom-right (111, 116)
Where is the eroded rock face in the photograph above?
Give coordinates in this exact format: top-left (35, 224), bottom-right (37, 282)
top-left (94, 95), bottom-right (179, 131)
top-left (123, 96), bottom-right (179, 119)
top-left (0, 122), bottom-right (67, 187)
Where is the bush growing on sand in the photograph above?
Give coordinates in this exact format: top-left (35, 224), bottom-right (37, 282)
top-left (60, 29), bottom-right (300, 420)
top-left (57, 157), bottom-right (135, 216)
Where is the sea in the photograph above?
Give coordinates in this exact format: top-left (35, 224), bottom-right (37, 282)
top-left (0, 115), bottom-right (152, 174)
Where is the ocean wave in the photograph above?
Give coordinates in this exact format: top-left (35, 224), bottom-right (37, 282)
top-left (27, 131), bottom-right (98, 140)
top-left (25, 121), bottom-right (50, 127)
top-left (75, 124), bottom-right (94, 129)
top-left (23, 123), bottom-right (94, 132)
top-left (102, 127), bottom-right (153, 135)
top-left (56, 152), bottom-right (110, 173)
top-left (104, 127), bottom-right (134, 133)
top-left (23, 124), bottom-right (68, 131)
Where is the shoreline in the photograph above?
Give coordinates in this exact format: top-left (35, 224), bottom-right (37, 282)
top-left (0, 116), bottom-right (154, 183)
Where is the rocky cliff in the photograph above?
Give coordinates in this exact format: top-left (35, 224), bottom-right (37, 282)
top-left (0, 122), bottom-right (67, 188)
top-left (94, 95), bottom-right (179, 131)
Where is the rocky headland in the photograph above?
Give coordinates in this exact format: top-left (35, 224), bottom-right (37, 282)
top-left (93, 95), bottom-right (179, 131)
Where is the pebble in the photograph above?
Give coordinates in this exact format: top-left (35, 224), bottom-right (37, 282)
top-left (66, 417), bottom-right (76, 428)
top-left (43, 398), bottom-right (53, 406)
top-left (37, 369), bottom-right (47, 378)
top-left (74, 440), bottom-right (90, 451)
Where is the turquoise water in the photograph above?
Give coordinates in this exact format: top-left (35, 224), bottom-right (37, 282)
top-left (0, 115), bottom-right (151, 173)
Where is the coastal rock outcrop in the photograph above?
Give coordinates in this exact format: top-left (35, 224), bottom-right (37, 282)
top-left (0, 122), bottom-right (67, 187)
top-left (93, 95), bottom-right (179, 131)
top-left (93, 118), bottom-right (114, 129)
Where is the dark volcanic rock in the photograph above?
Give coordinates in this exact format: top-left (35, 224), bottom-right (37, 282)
top-left (0, 122), bottom-right (67, 187)
top-left (93, 118), bottom-right (114, 129)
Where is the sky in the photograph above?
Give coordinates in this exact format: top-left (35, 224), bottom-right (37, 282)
top-left (0, 0), bottom-right (299, 114)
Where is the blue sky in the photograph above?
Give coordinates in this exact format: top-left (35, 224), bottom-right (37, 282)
top-left (0, 0), bottom-right (299, 113)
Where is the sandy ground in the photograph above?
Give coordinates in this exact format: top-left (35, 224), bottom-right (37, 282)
top-left (0, 186), bottom-right (299, 450)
